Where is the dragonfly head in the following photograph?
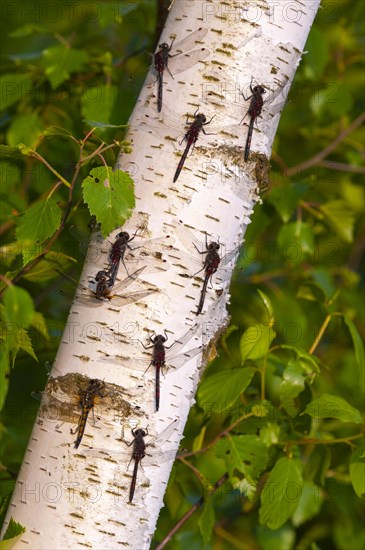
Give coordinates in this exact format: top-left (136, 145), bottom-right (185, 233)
top-left (95, 270), bottom-right (109, 282)
top-left (208, 241), bottom-right (220, 251)
top-left (134, 428), bottom-right (147, 437)
top-left (154, 334), bottom-right (168, 344)
top-left (116, 231), bottom-right (130, 241)
top-left (197, 113), bottom-right (207, 124)
top-left (254, 85), bottom-right (266, 95)
top-left (159, 42), bottom-right (170, 51)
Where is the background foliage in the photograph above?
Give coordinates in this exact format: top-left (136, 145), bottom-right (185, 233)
top-left (0, 0), bottom-right (364, 548)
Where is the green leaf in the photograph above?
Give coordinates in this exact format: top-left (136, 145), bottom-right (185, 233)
top-left (198, 368), bottom-right (255, 412)
top-left (82, 167), bottom-right (135, 238)
top-left (277, 346), bottom-right (320, 374)
top-left (350, 447), bottom-right (365, 498)
top-left (23, 256), bottom-right (73, 282)
top-left (7, 114), bottom-right (45, 148)
top-left (240, 324), bottom-right (276, 363)
top-left (81, 85), bottom-right (118, 125)
top-left (0, 346), bottom-right (10, 410)
top-left (304, 26), bottom-right (329, 79)
top-left (15, 328), bottom-right (37, 361)
top-left (3, 286), bottom-right (35, 327)
top-left (279, 360), bottom-right (306, 407)
top-left (84, 120), bottom-right (128, 129)
top-left (303, 394), bottom-right (362, 424)
top-left (343, 316), bottom-right (364, 370)
top-left (304, 446), bottom-right (331, 486)
top-left (257, 289), bottom-right (275, 324)
top-left (292, 482), bottom-right (323, 526)
top-left (0, 145), bottom-right (24, 160)
top-left (198, 497), bottom-right (215, 545)
top-left (0, 162), bottom-right (21, 191)
top-left (259, 457), bottom-right (303, 529)
top-left (43, 126), bottom-right (76, 139)
top-left (214, 435), bottom-right (269, 481)
top-left (41, 45), bottom-right (88, 88)
top-left (267, 182), bottom-right (307, 222)
top-left (16, 198), bottom-right (62, 262)
top-left (0, 73), bottom-right (29, 110)
top-left (257, 524), bottom-right (295, 550)
top-left (9, 23), bottom-right (48, 37)
top-left (277, 222), bottom-right (314, 260)
top-left (1, 517), bottom-right (26, 546)
top-left (30, 312), bottom-right (49, 340)
top-left (297, 282), bottom-right (327, 303)
top-left (319, 200), bottom-right (355, 243)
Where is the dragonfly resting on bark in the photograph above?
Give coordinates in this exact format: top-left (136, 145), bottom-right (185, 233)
top-left (168, 221), bottom-right (240, 315)
top-left (84, 419), bottom-right (179, 504)
top-left (147, 27), bottom-right (209, 112)
top-left (102, 323), bottom-right (201, 411)
top-left (32, 364), bottom-right (145, 449)
top-left (57, 266), bottom-right (158, 309)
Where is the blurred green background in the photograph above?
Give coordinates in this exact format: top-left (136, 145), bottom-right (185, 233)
top-left (0, 0), bottom-right (364, 548)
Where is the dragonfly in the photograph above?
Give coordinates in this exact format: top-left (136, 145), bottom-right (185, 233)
top-left (173, 110), bottom-right (215, 182)
top-left (241, 79), bottom-right (266, 161)
top-left (170, 222), bottom-right (239, 315)
top-left (85, 419), bottom-right (179, 503)
top-left (136, 106), bottom-right (217, 182)
top-left (103, 324), bottom-right (201, 411)
top-left (32, 365), bottom-right (145, 449)
top-left (57, 266), bottom-right (157, 308)
top-left (69, 224), bottom-right (173, 282)
top-left (148, 28), bottom-right (209, 112)
top-left (106, 230), bottom-right (174, 286)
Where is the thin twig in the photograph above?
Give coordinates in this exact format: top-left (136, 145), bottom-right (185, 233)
top-left (178, 412), bottom-right (254, 460)
top-left (155, 473), bottom-right (229, 550)
top-left (318, 160), bottom-right (365, 173)
top-left (286, 112), bottom-right (365, 177)
top-left (308, 313), bottom-right (332, 355)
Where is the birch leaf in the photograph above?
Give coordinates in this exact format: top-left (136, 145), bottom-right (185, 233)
top-left (82, 167), bottom-right (135, 238)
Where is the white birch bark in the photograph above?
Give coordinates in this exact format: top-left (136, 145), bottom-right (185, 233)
top-left (3, 1), bottom-right (321, 548)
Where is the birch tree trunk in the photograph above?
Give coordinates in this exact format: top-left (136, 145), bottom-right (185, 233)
top-left (3, 1), bottom-right (321, 548)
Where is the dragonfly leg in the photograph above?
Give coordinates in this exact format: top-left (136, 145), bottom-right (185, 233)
top-left (166, 61), bottom-right (174, 79)
top-left (191, 265), bottom-right (205, 277)
top-left (193, 242), bottom-right (207, 255)
top-left (143, 362), bottom-right (153, 376)
top-left (203, 114), bottom-right (216, 126)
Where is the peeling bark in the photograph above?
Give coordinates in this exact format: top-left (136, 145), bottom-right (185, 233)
top-left (2, 1), bottom-right (321, 548)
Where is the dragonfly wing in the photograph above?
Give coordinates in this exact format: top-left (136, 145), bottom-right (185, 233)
top-left (32, 391), bottom-right (81, 424)
top-left (165, 323), bottom-right (200, 355)
top-left (110, 289), bottom-right (157, 308)
top-left (112, 266), bottom-right (147, 293)
top-left (121, 254), bottom-right (171, 275)
top-left (146, 418), bottom-right (179, 446)
top-left (172, 27), bottom-right (208, 52)
top-left (135, 116), bottom-right (183, 149)
top-left (131, 234), bottom-right (175, 254)
top-left (82, 447), bottom-right (178, 466)
top-left (167, 346), bottom-right (202, 371)
top-left (68, 224), bottom-right (105, 260)
top-left (168, 47), bottom-right (210, 75)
